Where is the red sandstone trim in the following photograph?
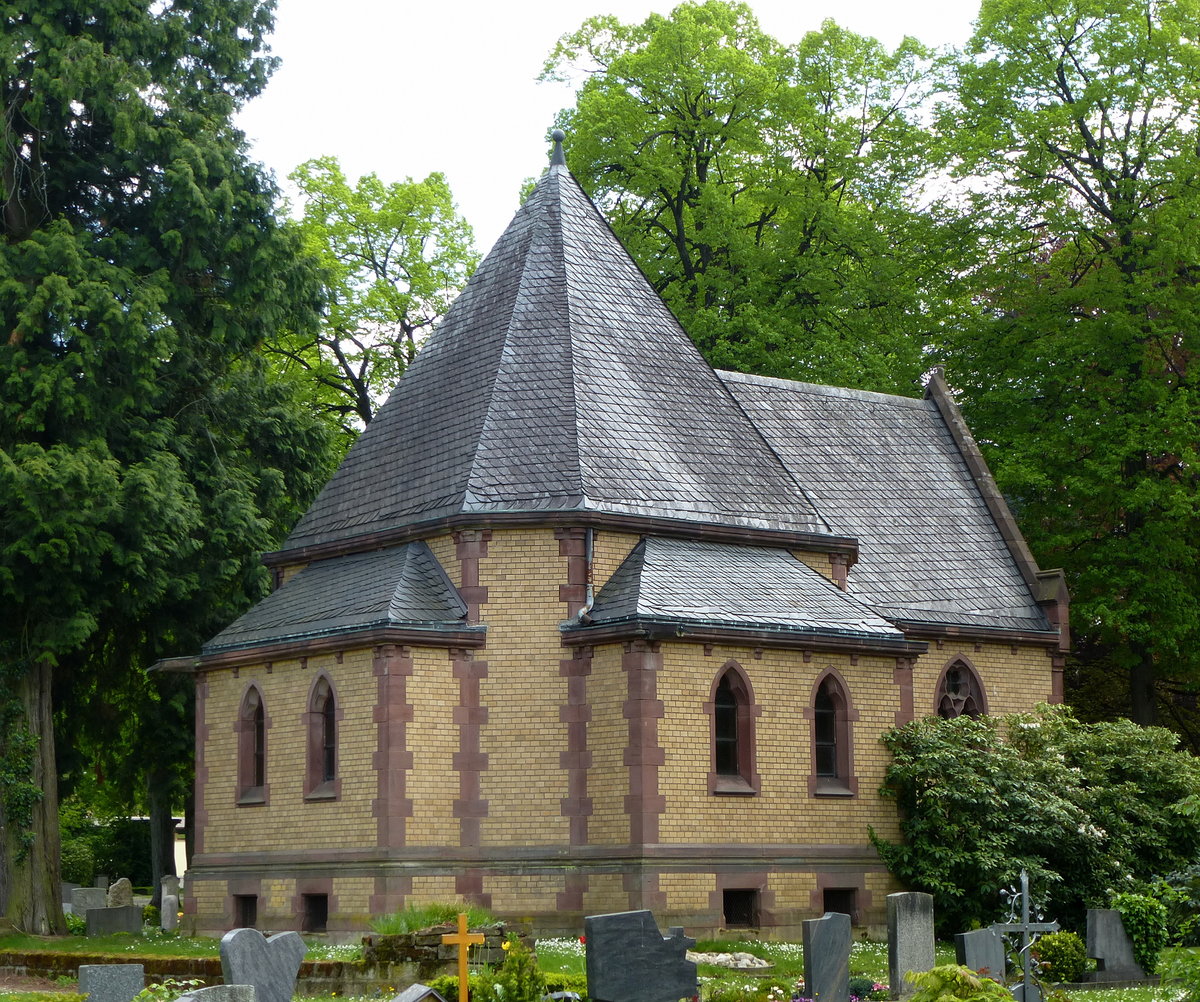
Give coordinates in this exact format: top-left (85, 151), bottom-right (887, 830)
top-left (559, 648), bottom-right (594, 846)
top-left (193, 677), bottom-right (210, 869)
top-left (456, 869), bottom-right (491, 908)
top-left (372, 645), bottom-right (415, 848)
top-left (1049, 651), bottom-right (1065, 704)
top-left (564, 621), bottom-right (926, 656)
top-left (624, 868), bottom-right (666, 913)
top-left (453, 529), bottom-right (491, 625)
top-left (197, 626), bottom-right (485, 672)
top-left (622, 640), bottom-right (665, 847)
top-left (451, 650), bottom-right (489, 848)
top-left (370, 874), bottom-right (413, 917)
top-left (803, 667), bottom-right (859, 798)
top-left (710, 870), bottom-right (776, 928)
top-left (811, 869), bottom-right (871, 924)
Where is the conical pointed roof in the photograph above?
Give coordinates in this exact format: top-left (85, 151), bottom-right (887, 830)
top-left (283, 159), bottom-right (830, 554)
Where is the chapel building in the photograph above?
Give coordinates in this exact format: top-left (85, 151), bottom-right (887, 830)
top-left (182, 137), bottom-right (1069, 939)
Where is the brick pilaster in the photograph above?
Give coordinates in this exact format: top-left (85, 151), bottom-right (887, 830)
top-left (623, 640), bottom-right (665, 847)
top-left (893, 657), bottom-right (915, 727)
top-left (451, 650), bottom-right (489, 848)
top-left (373, 645), bottom-right (414, 847)
top-left (454, 529), bottom-right (491, 624)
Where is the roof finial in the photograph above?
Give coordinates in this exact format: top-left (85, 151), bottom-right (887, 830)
top-left (550, 128), bottom-right (567, 166)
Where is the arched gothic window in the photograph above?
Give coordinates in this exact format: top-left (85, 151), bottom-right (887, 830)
top-left (238, 686), bottom-right (267, 804)
top-left (306, 676), bottom-right (339, 799)
top-left (810, 671), bottom-right (857, 796)
top-left (707, 664), bottom-right (760, 795)
top-left (937, 660), bottom-right (987, 718)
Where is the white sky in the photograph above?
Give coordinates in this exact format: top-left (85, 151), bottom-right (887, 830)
top-left (236, 0), bottom-right (982, 253)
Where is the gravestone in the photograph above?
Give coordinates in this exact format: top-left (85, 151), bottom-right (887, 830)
top-left (955, 928), bottom-right (1007, 979)
top-left (62, 882), bottom-right (81, 906)
top-left (391, 985), bottom-right (449, 1002)
top-left (107, 877), bottom-right (134, 907)
top-left (161, 875), bottom-right (181, 931)
top-left (72, 887), bottom-right (107, 914)
top-left (78, 964), bottom-right (145, 1002)
top-left (803, 912), bottom-right (851, 1002)
top-left (584, 910), bottom-right (697, 1002)
top-left (1085, 909), bottom-right (1145, 981)
top-left (992, 870), bottom-right (1058, 1002)
top-left (177, 987), bottom-right (256, 1002)
top-left (888, 892), bottom-right (936, 997)
top-left (86, 904), bottom-right (144, 936)
top-left (220, 928), bottom-right (307, 1002)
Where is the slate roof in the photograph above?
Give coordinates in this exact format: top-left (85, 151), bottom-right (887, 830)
top-left (718, 371), bottom-right (1053, 634)
top-left (283, 161), bottom-right (830, 553)
top-left (204, 541), bottom-right (470, 654)
top-left (584, 536), bottom-right (906, 643)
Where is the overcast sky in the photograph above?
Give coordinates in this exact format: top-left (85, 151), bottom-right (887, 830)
top-left (236, 0), bottom-right (982, 253)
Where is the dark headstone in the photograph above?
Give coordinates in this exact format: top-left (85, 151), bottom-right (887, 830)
top-left (803, 912), bottom-right (851, 1002)
top-left (584, 910), bottom-right (697, 1002)
top-left (78, 964), bottom-right (145, 1002)
top-left (955, 928), bottom-right (1007, 980)
top-left (85, 905), bottom-right (143, 936)
top-left (1086, 909), bottom-right (1146, 981)
top-left (62, 882), bottom-right (81, 906)
top-left (888, 892), bottom-right (936, 997)
top-left (220, 928), bottom-right (306, 1002)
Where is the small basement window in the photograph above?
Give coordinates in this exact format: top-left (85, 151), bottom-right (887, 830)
top-left (234, 894), bottom-right (258, 929)
top-left (823, 887), bottom-right (858, 924)
top-left (302, 893), bottom-right (328, 933)
top-left (723, 888), bottom-right (759, 929)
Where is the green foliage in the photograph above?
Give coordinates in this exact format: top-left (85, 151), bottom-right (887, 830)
top-left (1033, 932), bottom-right (1088, 984)
top-left (64, 911), bottom-right (86, 936)
top-left (1161, 949), bottom-right (1200, 1002)
top-left (368, 901), bottom-right (497, 935)
top-left (274, 156), bottom-right (479, 437)
top-left (542, 973), bottom-right (588, 995)
top-left (473, 936), bottom-right (546, 1002)
top-left (545, 0), bottom-right (945, 395)
top-left (143, 905), bottom-right (160, 927)
top-left (132, 979), bottom-right (204, 1002)
top-left (905, 965), bottom-right (1011, 1002)
top-left (1112, 893), bottom-right (1169, 976)
top-left (873, 706), bottom-right (1200, 934)
top-left (936, 0), bottom-right (1200, 722)
top-left (1154, 865), bottom-right (1200, 945)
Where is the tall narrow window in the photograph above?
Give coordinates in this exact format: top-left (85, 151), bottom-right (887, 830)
top-left (306, 676), bottom-right (339, 799)
top-left (707, 664), bottom-right (759, 795)
top-left (937, 660), bottom-right (987, 718)
top-left (809, 671), bottom-right (857, 797)
top-left (237, 687), bottom-right (267, 804)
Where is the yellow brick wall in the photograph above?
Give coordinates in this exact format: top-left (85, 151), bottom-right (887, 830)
top-left (578, 643), bottom-right (630, 846)
top-left (591, 530), bottom-right (641, 592)
top-left (791, 550), bottom-right (836, 583)
top-left (406, 647), bottom-right (461, 847)
top-left (201, 648), bottom-right (379, 852)
top-left (913, 641), bottom-right (1056, 718)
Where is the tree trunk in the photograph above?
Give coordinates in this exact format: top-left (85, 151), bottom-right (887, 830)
top-left (0, 658), bottom-right (65, 934)
top-left (1129, 647), bottom-right (1158, 726)
top-left (147, 767), bottom-right (177, 909)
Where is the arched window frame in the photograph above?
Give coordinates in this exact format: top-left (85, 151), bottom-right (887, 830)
top-left (804, 668), bottom-right (858, 797)
top-left (935, 657), bottom-right (988, 719)
top-left (237, 684), bottom-right (269, 805)
top-left (305, 674), bottom-right (341, 801)
top-left (704, 661), bottom-right (761, 795)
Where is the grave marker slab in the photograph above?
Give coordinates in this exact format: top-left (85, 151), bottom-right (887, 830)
top-left (220, 928), bottom-right (306, 1002)
top-left (584, 910), bottom-right (696, 1002)
top-left (1086, 909), bottom-right (1145, 981)
top-left (78, 964), bottom-right (145, 1002)
top-left (85, 904), bottom-right (143, 936)
top-left (955, 929), bottom-right (1006, 980)
top-left (888, 892), bottom-right (936, 998)
top-left (107, 878), bottom-right (134, 907)
top-left (72, 887), bottom-right (107, 914)
top-left (177, 987), bottom-right (256, 1002)
top-left (803, 912), bottom-right (851, 1002)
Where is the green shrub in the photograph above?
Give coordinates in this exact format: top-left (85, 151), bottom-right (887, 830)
top-left (143, 904), bottom-right (161, 927)
top-left (64, 911), bottom-right (87, 935)
top-left (542, 972), bottom-right (587, 994)
top-left (133, 979), bottom-right (205, 1002)
top-left (1032, 931), bottom-right (1088, 983)
top-left (1158, 864), bottom-right (1200, 946)
top-left (1161, 949), bottom-right (1200, 1002)
top-left (369, 901), bottom-right (497, 934)
top-left (905, 965), bottom-right (1012, 1002)
top-left (474, 936), bottom-right (546, 1002)
top-left (60, 837), bottom-right (96, 886)
top-left (1112, 892), bottom-right (1168, 975)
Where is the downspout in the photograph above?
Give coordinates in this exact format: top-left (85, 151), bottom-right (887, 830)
top-left (577, 527), bottom-right (595, 623)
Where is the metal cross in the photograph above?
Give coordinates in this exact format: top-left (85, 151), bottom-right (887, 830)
top-left (991, 870), bottom-right (1059, 1002)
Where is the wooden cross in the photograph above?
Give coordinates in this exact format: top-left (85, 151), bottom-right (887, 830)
top-left (442, 912), bottom-right (485, 1002)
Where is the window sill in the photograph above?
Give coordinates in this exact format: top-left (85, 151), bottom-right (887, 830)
top-left (813, 778), bottom-right (855, 797)
top-left (237, 787), bottom-right (266, 806)
top-left (713, 775), bottom-right (758, 796)
top-left (305, 781), bottom-right (339, 802)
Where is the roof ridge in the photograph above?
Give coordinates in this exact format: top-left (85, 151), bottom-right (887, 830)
top-left (717, 368), bottom-right (927, 407)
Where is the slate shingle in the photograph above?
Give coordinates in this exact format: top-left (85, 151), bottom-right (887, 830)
top-left (718, 371), bottom-right (1052, 634)
top-left (204, 542), bottom-right (468, 653)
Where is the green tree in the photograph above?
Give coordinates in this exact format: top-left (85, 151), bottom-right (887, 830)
top-left (272, 156), bottom-right (479, 437)
top-left (544, 0), bottom-right (945, 392)
top-left (937, 0), bottom-right (1200, 724)
top-left (873, 706), bottom-right (1200, 934)
top-left (0, 0), bottom-right (335, 932)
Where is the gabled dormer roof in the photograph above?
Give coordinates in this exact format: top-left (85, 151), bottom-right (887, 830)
top-left (280, 151), bottom-right (833, 558)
